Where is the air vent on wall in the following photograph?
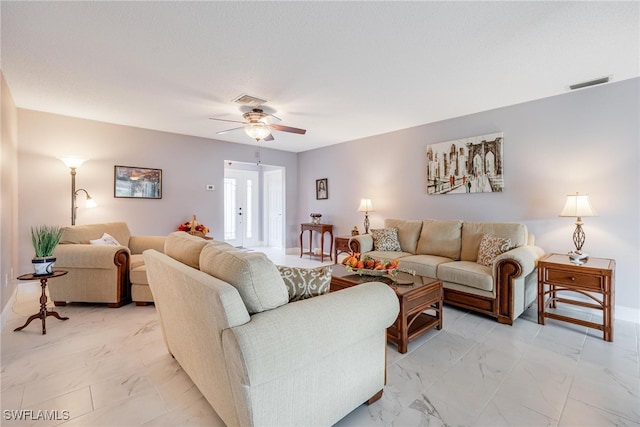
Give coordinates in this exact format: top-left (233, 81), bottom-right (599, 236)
top-left (569, 76), bottom-right (611, 90)
top-left (233, 94), bottom-right (267, 106)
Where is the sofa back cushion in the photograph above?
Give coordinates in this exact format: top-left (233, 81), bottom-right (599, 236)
top-left (60, 222), bottom-right (131, 247)
top-left (164, 231), bottom-right (208, 269)
top-left (416, 219), bottom-right (463, 260)
top-left (200, 247), bottom-right (289, 314)
top-left (385, 219), bottom-right (423, 254)
top-left (461, 222), bottom-right (528, 262)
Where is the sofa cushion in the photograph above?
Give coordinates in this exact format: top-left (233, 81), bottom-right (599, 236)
top-left (130, 264), bottom-right (148, 285)
top-left (164, 231), bottom-right (208, 269)
top-left (477, 234), bottom-right (512, 267)
top-left (200, 249), bottom-right (289, 314)
top-left (384, 219), bottom-right (423, 254)
top-left (416, 219), bottom-right (463, 260)
top-left (371, 228), bottom-right (402, 252)
top-left (460, 222), bottom-right (527, 262)
top-left (60, 222), bottom-right (131, 247)
top-left (438, 261), bottom-right (494, 292)
top-left (277, 265), bottom-right (332, 302)
top-left (392, 254), bottom-right (452, 278)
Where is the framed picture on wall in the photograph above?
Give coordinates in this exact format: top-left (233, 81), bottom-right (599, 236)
top-left (316, 178), bottom-right (328, 200)
top-left (114, 165), bottom-right (162, 199)
top-left (426, 132), bottom-right (504, 195)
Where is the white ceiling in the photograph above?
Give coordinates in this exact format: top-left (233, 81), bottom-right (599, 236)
top-left (2, 1), bottom-right (638, 153)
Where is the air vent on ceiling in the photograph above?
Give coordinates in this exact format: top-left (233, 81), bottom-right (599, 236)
top-left (233, 94), bottom-right (267, 106)
top-left (569, 76), bottom-right (611, 90)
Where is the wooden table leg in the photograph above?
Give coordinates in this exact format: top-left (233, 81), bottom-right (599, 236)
top-left (13, 276), bottom-right (68, 335)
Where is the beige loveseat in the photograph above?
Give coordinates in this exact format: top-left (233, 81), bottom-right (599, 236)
top-left (51, 222), bottom-right (165, 307)
top-left (350, 219), bottom-right (545, 325)
top-left (144, 232), bottom-right (399, 427)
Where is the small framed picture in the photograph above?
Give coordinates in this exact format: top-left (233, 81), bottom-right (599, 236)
top-left (114, 165), bottom-right (162, 199)
top-left (316, 178), bottom-right (328, 200)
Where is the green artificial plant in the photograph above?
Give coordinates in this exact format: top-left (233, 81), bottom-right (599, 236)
top-left (30, 225), bottom-right (64, 258)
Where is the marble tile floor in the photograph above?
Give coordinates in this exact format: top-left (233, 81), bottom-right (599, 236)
top-left (1, 247), bottom-right (638, 427)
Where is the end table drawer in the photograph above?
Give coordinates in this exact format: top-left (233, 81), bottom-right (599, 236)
top-left (545, 269), bottom-right (602, 290)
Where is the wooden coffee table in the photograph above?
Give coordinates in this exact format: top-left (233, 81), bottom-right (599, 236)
top-left (331, 264), bottom-right (443, 353)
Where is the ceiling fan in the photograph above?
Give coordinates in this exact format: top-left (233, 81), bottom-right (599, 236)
top-left (209, 108), bottom-right (306, 141)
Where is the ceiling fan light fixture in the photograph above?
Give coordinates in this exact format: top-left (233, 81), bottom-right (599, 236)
top-left (244, 123), bottom-right (271, 141)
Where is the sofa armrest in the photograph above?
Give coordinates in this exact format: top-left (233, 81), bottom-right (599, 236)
top-left (222, 282), bottom-right (399, 386)
top-left (54, 244), bottom-right (130, 269)
top-left (129, 235), bottom-right (166, 254)
top-left (349, 234), bottom-right (373, 253)
top-left (493, 244), bottom-right (545, 279)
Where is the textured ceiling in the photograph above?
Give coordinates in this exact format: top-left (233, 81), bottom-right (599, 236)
top-left (2, 1), bottom-right (638, 153)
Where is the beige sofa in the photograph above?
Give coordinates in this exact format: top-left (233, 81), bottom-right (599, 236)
top-left (51, 222), bottom-right (166, 307)
top-left (350, 219), bottom-right (545, 325)
top-left (144, 232), bottom-right (399, 427)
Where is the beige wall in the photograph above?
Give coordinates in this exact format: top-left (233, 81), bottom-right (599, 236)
top-left (1, 72), bottom-right (19, 312)
top-left (16, 110), bottom-right (298, 277)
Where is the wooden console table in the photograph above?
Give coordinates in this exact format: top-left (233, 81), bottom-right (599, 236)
top-left (15, 270), bottom-right (69, 335)
top-left (537, 253), bottom-right (615, 342)
top-left (300, 223), bottom-right (333, 262)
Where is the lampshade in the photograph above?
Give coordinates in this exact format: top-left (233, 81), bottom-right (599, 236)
top-left (84, 194), bottom-right (98, 208)
top-left (244, 123), bottom-right (271, 141)
top-left (559, 193), bottom-right (597, 218)
top-left (357, 198), bottom-right (374, 212)
top-left (60, 156), bottom-right (86, 169)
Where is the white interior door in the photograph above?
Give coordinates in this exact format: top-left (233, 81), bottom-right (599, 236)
top-left (264, 168), bottom-right (284, 248)
top-left (224, 169), bottom-right (259, 248)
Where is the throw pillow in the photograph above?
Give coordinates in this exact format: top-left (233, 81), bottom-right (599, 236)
top-left (371, 228), bottom-right (402, 252)
top-left (277, 265), bottom-right (332, 302)
top-left (89, 233), bottom-right (121, 246)
top-left (477, 234), bottom-right (512, 266)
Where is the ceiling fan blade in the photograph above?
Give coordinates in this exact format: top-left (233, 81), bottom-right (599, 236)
top-left (270, 124), bottom-right (307, 135)
top-left (216, 127), bottom-right (244, 135)
top-left (209, 117), bottom-right (247, 124)
top-left (264, 133), bottom-right (275, 142)
top-left (267, 113), bottom-right (282, 122)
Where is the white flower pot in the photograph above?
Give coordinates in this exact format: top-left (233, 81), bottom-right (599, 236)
top-left (32, 257), bottom-right (56, 276)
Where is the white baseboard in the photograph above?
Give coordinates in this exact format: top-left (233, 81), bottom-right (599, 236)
top-left (615, 305), bottom-right (640, 324)
top-left (1, 280), bottom-right (39, 332)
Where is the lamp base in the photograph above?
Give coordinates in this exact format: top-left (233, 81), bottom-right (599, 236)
top-left (568, 251), bottom-right (588, 261)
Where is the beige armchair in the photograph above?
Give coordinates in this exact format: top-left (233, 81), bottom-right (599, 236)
top-left (50, 222), bottom-right (165, 307)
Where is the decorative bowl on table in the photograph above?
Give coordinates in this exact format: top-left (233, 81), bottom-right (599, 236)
top-left (342, 254), bottom-right (399, 276)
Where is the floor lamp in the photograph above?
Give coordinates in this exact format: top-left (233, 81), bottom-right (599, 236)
top-left (60, 157), bottom-right (97, 225)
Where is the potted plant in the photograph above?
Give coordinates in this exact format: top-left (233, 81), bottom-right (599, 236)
top-left (31, 225), bottom-right (64, 275)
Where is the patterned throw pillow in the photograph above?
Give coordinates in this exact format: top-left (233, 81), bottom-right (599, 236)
top-left (477, 234), bottom-right (512, 266)
top-left (277, 265), bottom-right (332, 302)
top-left (371, 228), bottom-right (402, 252)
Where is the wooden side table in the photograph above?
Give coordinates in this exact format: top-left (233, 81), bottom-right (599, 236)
top-left (299, 223), bottom-right (333, 262)
top-left (15, 270), bottom-right (69, 335)
top-left (334, 236), bottom-right (361, 264)
top-left (537, 253), bottom-right (615, 342)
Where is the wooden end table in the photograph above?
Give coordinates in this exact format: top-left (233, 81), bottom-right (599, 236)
top-left (537, 253), bottom-right (615, 342)
top-left (331, 264), bottom-right (443, 353)
top-left (333, 236), bottom-right (361, 264)
top-left (15, 270), bottom-right (69, 335)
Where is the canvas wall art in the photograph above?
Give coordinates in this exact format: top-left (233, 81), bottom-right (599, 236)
top-left (114, 165), bottom-right (162, 199)
top-left (426, 132), bottom-right (504, 195)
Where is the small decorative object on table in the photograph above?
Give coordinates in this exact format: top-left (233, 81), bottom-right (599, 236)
top-left (567, 250), bottom-right (588, 265)
top-left (178, 215), bottom-right (210, 238)
top-left (351, 226), bottom-right (359, 236)
top-left (310, 213), bottom-right (322, 225)
top-left (342, 253), bottom-right (400, 277)
top-left (30, 225), bottom-right (64, 275)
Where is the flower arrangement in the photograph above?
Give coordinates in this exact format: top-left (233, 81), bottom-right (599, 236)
top-left (178, 215), bottom-right (209, 236)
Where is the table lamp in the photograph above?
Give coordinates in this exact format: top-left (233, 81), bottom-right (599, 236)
top-left (559, 192), bottom-right (597, 260)
top-left (357, 198), bottom-right (374, 234)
